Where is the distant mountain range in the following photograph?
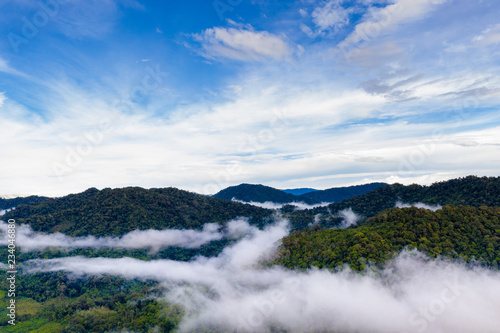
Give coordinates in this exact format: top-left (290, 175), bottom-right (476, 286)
top-left (289, 175), bottom-right (500, 229)
top-left (4, 187), bottom-right (271, 237)
top-left (282, 188), bottom-right (318, 196)
top-left (212, 184), bottom-right (319, 204)
top-left (0, 195), bottom-right (49, 210)
top-left (213, 182), bottom-right (388, 204)
top-left (2, 175), bottom-right (499, 333)
top-left (3, 176), bottom-right (500, 238)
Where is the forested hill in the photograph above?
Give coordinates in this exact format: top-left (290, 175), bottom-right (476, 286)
top-left (213, 183), bottom-right (319, 204)
top-left (277, 205), bottom-right (500, 271)
top-left (296, 176), bottom-right (500, 227)
top-left (3, 187), bottom-right (272, 237)
top-left (282, 188), bottom-right (318, 196)
top-left (213, 182), bottom-right (389, 205)
top-left (0, 195), bottom-right (49, 210)
top-left (299, 182), bottom-right (388, 203)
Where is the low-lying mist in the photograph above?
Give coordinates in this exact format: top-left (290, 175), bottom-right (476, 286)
top-left (396, 201), bottom-right (443, 212)
top-left (0, 218), bottom-right (256, 252)
top-left (22, 216), bottom-right (500, 333)
top-left (233, 199), bottom-right (331, 210)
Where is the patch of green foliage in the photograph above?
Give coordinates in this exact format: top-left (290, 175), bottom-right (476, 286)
top-left (288, 175), bottom-right (500, 229)
top-left (0, 271), bottom-right (182, 332)
top-left (0, 196), bottom-right (49, 210)
top-left (276, 205), bottom-right (500, 271)
top-left (4, 187), bottom-right (272, 236)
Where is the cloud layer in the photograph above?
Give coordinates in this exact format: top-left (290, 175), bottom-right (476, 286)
top-left (23, 216), bottom-right (500, 333)
top-left (1, 0), bottom-right (500, 197)
top-left (0, 218), bottom-right (255, 252)
top-left (193, 26), bottom-right (294, 62)
top-left (232, 199), bottom-right (331, 210)
top-left (396, 201), bottom-right (443, 212)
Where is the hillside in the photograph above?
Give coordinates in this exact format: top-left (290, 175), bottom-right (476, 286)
top-left (282, 188), bottom-right (318, 196)
top-left (213, 183), bottom-right (389, 205)
top-left (277, 205), bottom-right (500, 271)
top-left (289, 176), bottom-right (500, 228)
top-left (3, 187), bottom-right (272, 237)
top-left (0, 195), bottom-right (49, 210)
top-left (299, 182), bottom-right (388, 203)
top-left (213, 183), bottom-right (319, 204)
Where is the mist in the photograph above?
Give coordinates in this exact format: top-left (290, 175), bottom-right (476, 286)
top-left (233, 199), bottom-right (331, 210)
top-left (396, 201), bottom-right (443, 212)
top-left (337, 208), bottom-right (361, 228)
top-left (0, 218), bottom-right (255, 252)
top-left (23, 216), bottom-right (500, 333)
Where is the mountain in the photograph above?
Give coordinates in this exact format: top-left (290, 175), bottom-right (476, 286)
top-left (213, 183), bottom-right (389, 205)
top-left (299, 182), bottom-right (388, 203)
top-left (277, 205), bottom-right (500, 271)
top-left (3, 187), bottom-right (272, 237)
top-left (213, 183), bottom-right (319, 204)
top-left (282, 188), bottom-right (318, 196)
top-left (288, 176), bottom-right (500, 229)
top-left (0, 195), bottom-right (49, 210)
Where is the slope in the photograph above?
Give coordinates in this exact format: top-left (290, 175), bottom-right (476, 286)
top-left (213, 183), bottom-right (319, 204)
top-left (3, 187), bottom-right (272, 237)
top-left (299, 182), bottom-right (388, 203)
top-left (277, 205), bottom-right (500, 271)
top-left (290, 176), bottom-right (500, 228)
top-left (0, 195), bottom-right (49, 210)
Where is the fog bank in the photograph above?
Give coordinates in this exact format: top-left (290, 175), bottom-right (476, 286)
top-left (0, 218), bottom-right (256, 252)
top-left (24, 217), bottom-right (500, 333)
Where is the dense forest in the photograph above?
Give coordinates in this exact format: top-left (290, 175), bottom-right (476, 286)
top-left (0, 196), bottom-right (49, 210)
top-left (287, 176), bottom-right (500, 229)
top-left (2, 176), bottom-right (500, 332)
top-left (282, 188), bottom-right (318, 195)
top-left (3, 187), bottom-right (272, 237)
top-left (277, 205), bottom-right (500, 271)
top-left (0, 271), bottom-right (182, 332)
top-left (299, 182), bottom-right (388, 203)
top-left (213, 183), bottom-right (319, 204)
top-left (213, 182), bottom-right (388, 205)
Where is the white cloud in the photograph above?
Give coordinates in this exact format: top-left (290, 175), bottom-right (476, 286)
top-left (338, 0), bottom-right (448, 52)
top-left (473, 24), bottom-right (500, 46)
top-left (337, 207), bottom-right (361, 228)
top-left (0, 219), bottom-right (264, 252)
top-left (312, 0), bottom-right (351, 31)
top-left (232, 199), bottom-right (330, 210)
top-left (193, 26), bottom-right (294, 62)
top-left (396, 201), bottom-right (442, 212)
top-left (52, 0), bottom-right (120, 39)
top-left (24, 217), bottom-right (500, 333)
top-left (1, 0), bottom-right (500, 197)
top-left (0, 220), bottom-right (228, 252)
top-left (0, 57), bottom-right (9, 73)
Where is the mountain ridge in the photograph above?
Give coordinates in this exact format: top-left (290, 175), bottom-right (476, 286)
top-left (3, 186), bottom-right (272, 237)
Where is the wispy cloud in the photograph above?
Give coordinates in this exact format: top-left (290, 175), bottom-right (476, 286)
top-left (232, 199), bottom-right (330, 210)
top-left (338, 0), bottom-right (449, 53)
top-left (192, 25), bottom-right (295, 62)
top-left (0, 218), bottom-right (257, 252)
top-left (1, 0), bottom-right (500, 196)
top-left (52, 0), bottom-right (124, 39)
top-left (473, 24), bottom-right (500, 47)
top-left (337, 207), bottom-right (361, 228)
top-left (312, 0), bottom-right (351, 32)
top-left (396, 201), bottom-right (442, 212)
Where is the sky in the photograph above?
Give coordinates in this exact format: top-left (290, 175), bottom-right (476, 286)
top-left (1, 0), bottom-right (500, 197)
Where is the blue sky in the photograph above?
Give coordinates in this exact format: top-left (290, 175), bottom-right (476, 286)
top-left (1, 0), bottom-right (500, 196)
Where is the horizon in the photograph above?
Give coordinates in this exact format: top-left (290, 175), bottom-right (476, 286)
top-left (1, 0), bottom-right (500, 196)
top-left (0, 173), bottom-right (494, 198)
